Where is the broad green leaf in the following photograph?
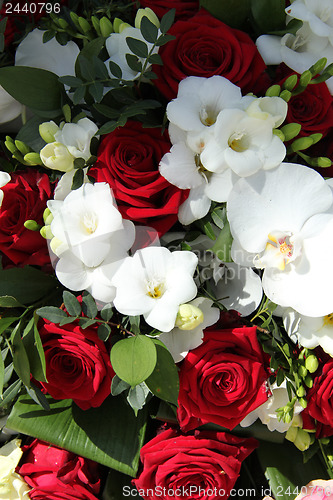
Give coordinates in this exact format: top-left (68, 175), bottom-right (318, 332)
top-left (199, 0), bottom-right (251, 29)
top-left (251, 0), bottom-right (286, 34)
top-left (0, 66), bottom-right (63, 111)
top-left (12, 325), bottom-right (31, 387)
top-left (63, 291), bottom-right (82, 317)
top-left (0, 267), bottom-right (58, 305)
top-left (102, 468), bottom-right (136, 500)
top-left (7, 395), bottom-right (147, 476)
top-left (16, 115), bottom-right (46, 153)
top-left (257, 441), bottom-right (329, 500)
top-left (211, 220), bottom-right (233, 262)
top-left (111, 335), bottom-right (157, 387)
top-left (3, 363), bottom-right (13, 386)
top-left (0, 379), bottom-right (22, 408)
top-left (126, 37), bottom-right (148, 58)
top-left (81, 292), bottom-right (98, 319)
top-left (36, 306), bottom-right (68, 324)
top-left (145, 340), bottom-right (179, 406)
top-left (160, 8), bottom-right (176, 34)
top-left (140, 16), bottom-right (158, 43)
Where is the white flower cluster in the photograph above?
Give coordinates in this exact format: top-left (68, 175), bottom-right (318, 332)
top-left (159, 75), bottom-right (287, 224)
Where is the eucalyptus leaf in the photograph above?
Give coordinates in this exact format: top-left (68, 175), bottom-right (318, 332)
top-left (108, 61), bottom-right (122, 79)
top-left (22, 320), bottom-right (47, 383)
top-left (111, 335), bottom-right (157, 387)
top-left (7, 395), bottom-right (147, 475)
top-left (81, 292), bottom-right (98, 319)
top-left (140, 16), bottom-right (158, 43)
top-left (36, 306), bottom-right (68, 323)
top-left (127, 383), bottom-right (150, 414)
top-left (63, 291), bottom-right (82, 317)
top-left (58, 75), bottom-right (83, 87)
top-left (146, 339), bottom-right (179, 406)
top-left (89, 81), bottom-right (104, 103)
top-left (160, 8), bottom-right (176, 34)
top-left (111, 375), bottom-right (131, 396)
top-left (97, 323), bottom-right (111, 341)
top-left (126, 37), bottom-right (149, 58)
top-left (126, 53), bottom-right (142, 73)
top-left (72, 85), bottom-right (86, 106)
top-left (100, 303), bottom-right (113, 322)
top-left (98, 120), bottom-right (122, 135)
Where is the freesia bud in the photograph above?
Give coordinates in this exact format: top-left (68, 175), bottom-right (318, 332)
top-left (282, 74), bottom-right (298, 91)
top-left (175, 304), bottom-right (204, 330)
top-left (40, 142), bottom-right (74, 172)
top-left (100, 17), bottom-right (113, 37)
top-left (273, 129), bottom-right (285, 142)
top-left (309, 57), bottom-right (327, 76)
top-left (296, 385), bottom-right (306, 398)
top-left (290, 136), bottom-right (314, 152)
top-left (279, 89), bottom-right (292, 102)
top-left (24, 220), bottom-right (41, 231)
top-left (305, 355), bottom-right (319, 373)
top-left (39, 121), bottom-right (59, 143)
top-left (24, 152), bottom-right (43, 166)
top-left (15, 140), bottom-right (30, 156)
top-left (299, 70), bottom-right (312, 88)
top-left (265, 85), bottom-right (281, 97)
top-left (40, 225), bottom-right (53, 240)
top-left (43, 207), bottom-right (53, 225)
top-left (280, 123), bottom-right (301, 141)
top-left (135, 8), bottom-right (160, 29)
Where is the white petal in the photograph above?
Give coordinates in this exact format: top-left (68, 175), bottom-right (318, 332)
top-left (204, 169), bottom-right (237, 203)
top-left (256, 35), bottom-right (285, 65)
top-left (159, 143), bottom-right (203, 189)
top-left (178, 185), bottom-right (211, 225)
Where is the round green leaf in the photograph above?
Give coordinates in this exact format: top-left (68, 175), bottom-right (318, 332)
top-left (111, 336), bottom-right (157, 387)
top-left (145, 340), bottom-right (179, 406)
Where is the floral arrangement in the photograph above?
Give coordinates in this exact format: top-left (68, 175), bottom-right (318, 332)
top-left (0, 0), bottom-right (333, 498)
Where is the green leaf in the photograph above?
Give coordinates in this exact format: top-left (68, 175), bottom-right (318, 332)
top-left (147, 53), bottom-right (163, 65)
top-left (7, 395), bottom-right (147, 476)
top-left (160, 8), bottom-right (176, 33)
top-left (22, 320), bottom-right (47, 383)
top-left (111, 375), bottom-right (131, 396)
top-left (251, 0), bottom-right (286, 34)
top-left (0, 317), bottom-right (18, 336)
top-left (93, 104), bottom-right (119, 119)
top-left (211, 220), bottom-right (233, 262)
top-left (12, 324), bottom-right (31, 387)
top-left (89, 81), bottom-right (104, 103)
top-left (78, 54), bottom-right (96, 81)
top-left (25, 383), bottom-right (50, 410)
top-left (127, 383), bottom-right (150, 414)
top-left (0, 66), bottom-right (63, 111)
top-left (140, 16), bottom-right (158, 43)
top-left (81, 292), bottom-right (98, 319)
top-left (145, 339), bottom-right (179, 406)
top-left (111, 335), bottom-right (157, 387)
top-left (97, 323), bottom-right (111, 341)
top-left (211, 207), bottom-right (226, 230)
top-left (36, 306), bottom-right (68, 324)
top-left (43, 30), bottom-right (55, 43)
top-left (126, 37), bottom-right (149, 58)
top-left (78, 318), bottom-right (96, 329)
top-left (0, 296), bottom-right (24, 308)
top-left (203, 221), bottom-right (216, 240)
top-left (155, 33), bottom-right (175, 46)
top-left (72, 85), bottom-right (86, 106)
top-left (0, 267), bottom-right (57, 305)
top-left (98, 120), bottom-right (122, 135)
top-left (125, 54), bottom-right (142, 73)
top-left (16, 115), bottom-right (46, 153)
top-left (108, 61), bottom-right (122, 79)
top-left (58, 75), bottom-right (83, 87)
top-left (71, 168), bottom-right (84, 189)
top-left (200, 0), bottom-right (251, 29)
top-left (3, 363), bottom-right (13, 387)
top-left (0, 379), bottom-right (22, 408)
top-left (100, 303), bottom-right (113, 322)
top-left (129, 316), bottom-right (141, 335)
top-left (0, 349), bottom-right (4, 397)
top-left (63, 291), bottom-right (82, 317)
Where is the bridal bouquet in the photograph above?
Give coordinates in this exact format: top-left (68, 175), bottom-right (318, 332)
top-left (1, 0), bottom-right (333, 498)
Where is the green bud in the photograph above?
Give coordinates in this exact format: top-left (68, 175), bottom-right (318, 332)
top-left (265, 84), bottom-right (281, 97)
top-left (39, 121), bottom-right (59, 143)
top-left (58, 18), bottom-right (69, 29)
top-left (279, 89), bottom-right (292, 102)
top-left (113, 17), bottom-right (123, 33)
top-left (298, 397), bottom-right (308, 409)
top-left (135, 7), bottom-right (160, 29)
top-left (91, 16), bottom-right (101, 36)
top-left (315, 157), bottom-right (332, 168)
top-left (291, 136), bottom-right (314, 152)
top-left (12, 150), bottom-right (26, 163)
top-left (309, 57), bottom-right (327, 75)
top-left (284, 412), bottom-right (293, 424)
top-left (78, 17), bottom-right (91, 34)
top-left (175, 304), bottom-right (204, 330)
top-left (285, 426), bottom-right (298, 443)
top-left (70, 11), bottom-right (80, 28)
top-left (5, 139), bottom-right (17, 154)
top-left (308, 133), bottom-right (323, 145)
top-left (296, 385), bottom-right (306, 398)
top-left (299, 70), bottom-right (312, 88)
top-left (324, 63), bottom-right (333, 77)
top-left (24, 220), bottom-right (41, 231)
top-left (273, 129), bottom-right (285, 142)
top-left (320, 437), bottom-right (330, 445)
top-left (283, 74), bottom-right (298, 91)
top-left (294, 428), bottom-right (311, 451)
top-left (100, 16), bottom-right (113, 37)
top-left (305, 354), bottom-right (319, 373)
top-left (24, 152), bottom-right (43, 166)
top-left (43, 207), bottom-right (53, 225)
top-left (62, 104), bottom-right (71, 124)
top-left (40, 225), bottom-right (54, 240)
top-left (15, 140), bottom-right (30, 156)
top-left (298, 364), bottom-right (308, 378)
top-left (280, 122), bottom-right (301, 141)
top-left (304, 375), bottom-right (313, 388)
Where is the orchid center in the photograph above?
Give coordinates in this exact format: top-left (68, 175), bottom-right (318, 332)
top-left (254, 231), bottom-right (301, 271)
top-left (195, 154), bottom-right (212, 183)
top-left (199, 106), bottom-right (217, 127)
top-left (323, 313), bottom-right (333, 327)
top-left (146, 278), bottom-right (165, 299)
top-left (228, 130), bottom-right (250, 152)
top-left (81, 212), bottom-right (98, 235)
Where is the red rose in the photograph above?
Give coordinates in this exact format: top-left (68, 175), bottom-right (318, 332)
top-left (153, 9), bottom-right (267, 101)
top-left (89, 121), bottom-right (188, 236)
top-left (275, 66), bottom-right (333, 138)
top-left (177, 326), bottom-right (270, 431)
top-left (136, 0), bottom-right (199, 21)
top-left (39, 320), bottom-right (115, 410)
top-left (134, 428), bottom-right (258, 499)
top-left (304, 358), bottom-right (333, 437)
top-left (0, 170), bottom-right (51, 267)
top-left (17, 439), bottom-right (101, 500)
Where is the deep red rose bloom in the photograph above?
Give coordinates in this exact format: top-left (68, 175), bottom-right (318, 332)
top-left (136, 0), bottom-right (199, 21)
top-left (177, 326), bottom-right (270, 431)
top-left (39, 320), bottom-right (115, 410)
top-left (17, 439), bottom-right (101, 500)
top-left (0, 170), bottom-right (51, 267)
top-left (304, 358), bottom-right (333, 437)
top-left (134, 428), bottom-right (258, 500)
top-left (89, 121), bottom-right (188, 236)
top-left (153, 9), bottom-right (267, 101)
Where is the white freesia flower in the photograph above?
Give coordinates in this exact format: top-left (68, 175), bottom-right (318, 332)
top-left (158, 297), bottom-right (220, 362)
top-left (54, 118), bottom-right (98, 161)
top-left (105, 26), bottom-right (158, 80)
top-left (283, 307), bottom-right (333, 356)
top-left (240, 381), bottom-right (303, 433)
top-left (0, 439), bottom-right (30, 499)
top-left (53, 168), bottom-right (90, 201)
top-left (285, 0), bottom-right (333, 41)
top-left (15, 28), bottom-right (80, 77)
top-left (0, 172), bottom-right (10, 208)
top-left (227, 162), bottom-right (333, 317)
top-left (112, 246), bottom-right (198, 332)
top-left (40, 142), bottom-right (74, 172)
